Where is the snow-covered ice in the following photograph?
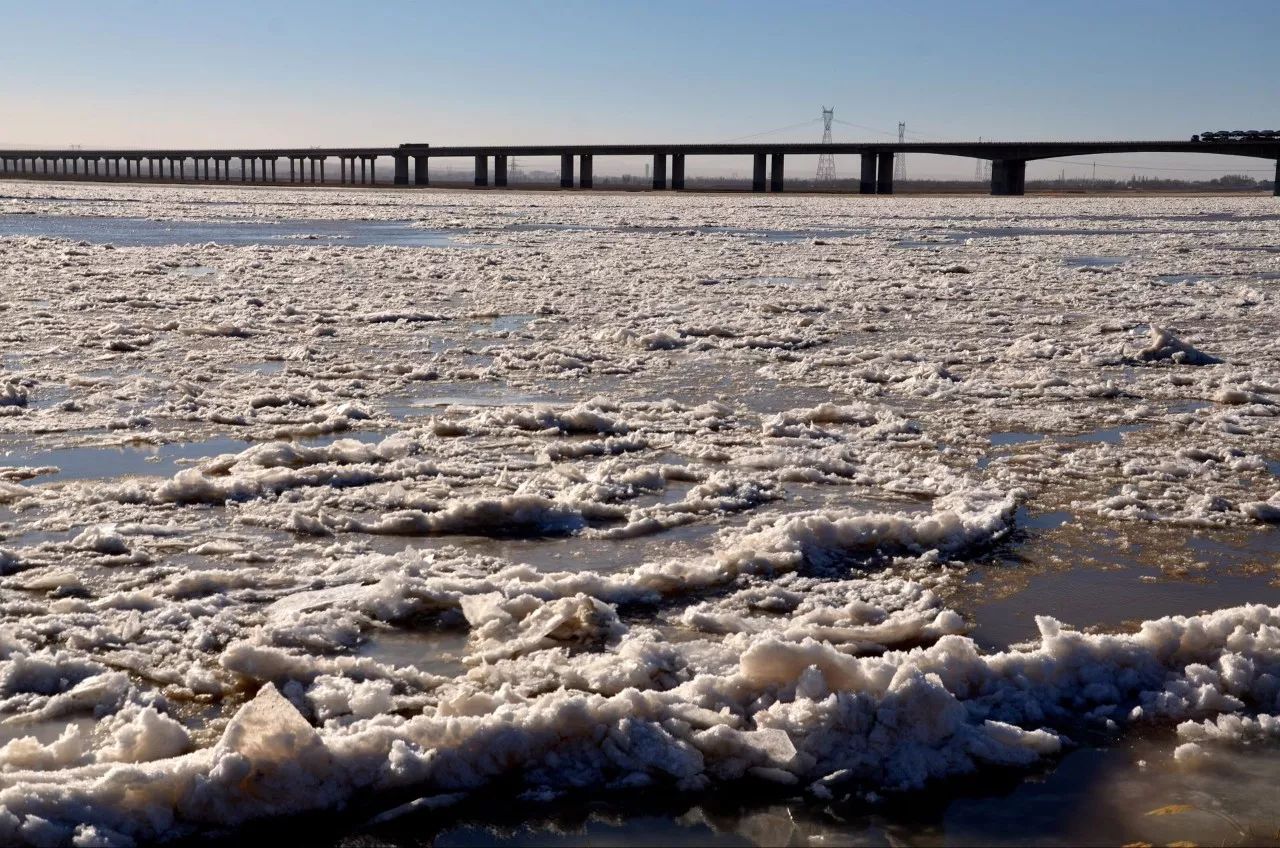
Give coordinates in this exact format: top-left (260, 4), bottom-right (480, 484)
top-left (0, 182), bottom-right (1277, 844)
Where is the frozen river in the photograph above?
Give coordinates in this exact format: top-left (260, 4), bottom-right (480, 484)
top-left (0, 181), bottom-right (1277, 846)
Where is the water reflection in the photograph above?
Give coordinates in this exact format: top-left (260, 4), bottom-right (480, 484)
top-left (0, 214), bottom-right (470, 248)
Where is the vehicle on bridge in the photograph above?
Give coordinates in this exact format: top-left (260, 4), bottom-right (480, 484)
top-left (1198, 129), bottom-right (1279, 141)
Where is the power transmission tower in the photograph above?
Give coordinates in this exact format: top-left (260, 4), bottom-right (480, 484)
top-left (894, 121), bottom-right (907, 181)
top-left (815, 106), bottom-right (836, 182)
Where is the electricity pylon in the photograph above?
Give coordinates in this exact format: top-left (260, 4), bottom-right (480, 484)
top-left (815, 107), bottom-right (836, 182)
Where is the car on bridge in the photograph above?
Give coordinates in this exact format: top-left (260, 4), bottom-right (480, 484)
top-left (1197, 130), bottom-right (1277, 141)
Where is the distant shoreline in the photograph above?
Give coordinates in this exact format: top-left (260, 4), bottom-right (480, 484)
top-left (0, 176), bottom-right (1271, 198)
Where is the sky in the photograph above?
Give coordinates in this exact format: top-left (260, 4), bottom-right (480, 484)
top-left (3, 0), bottom-right (1278, 179)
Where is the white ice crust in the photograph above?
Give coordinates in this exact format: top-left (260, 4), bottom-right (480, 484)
top-left (0, 183), bottom-right (1276, 843)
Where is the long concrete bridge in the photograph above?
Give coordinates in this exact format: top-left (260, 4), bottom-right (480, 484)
top-left (2, 140), bottom-right (1277, 195)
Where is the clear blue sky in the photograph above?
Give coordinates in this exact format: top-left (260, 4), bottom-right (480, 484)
top-left (3, 0), bottom-right (1277, 178)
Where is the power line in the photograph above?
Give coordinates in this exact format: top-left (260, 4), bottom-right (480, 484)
top-left (831, 118), bottom-right (899, 138)
top-left (1040, 157), bottom-right (1273, 174)
top-left (717, 118), bottom-right (822, 143)
top-left (831, 118), bottom-right (951, 140)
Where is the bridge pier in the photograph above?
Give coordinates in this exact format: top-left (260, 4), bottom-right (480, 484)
top-left (393, 153), bottom-right (409, 186)
top-left (414, 155), bottom-right (429, 185)
top-left (495, 155), bottom-right (508, 187)
top-left (1274, 160), bottom-right (1279, 196)
top-left (876, 152), bottom-right (894, 194)
top-left (752, 153), bottom-right (767, 193)
top-left (580, 154), bottom-right (593, 189)
top-left (990, 159), bottom-right (1026, 195)
top-left (770, 153), bottom-right (784, 192)
top-left (652, 154), bottom-right (667, 190)
top-left (671, 153), bottom-right (685, 190)
top-left (560, 153), bottom-right (573, 188)
top-left (860, 153), bottom-right (876, 194)
top-left (475, 155), bottom-right (488, 187)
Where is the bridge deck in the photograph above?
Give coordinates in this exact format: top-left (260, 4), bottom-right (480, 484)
top-left (2, 140), bottom-right (1278, 160)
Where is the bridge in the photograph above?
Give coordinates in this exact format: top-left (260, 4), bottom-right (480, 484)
top-left (1, 140), bottom-right (1277, 196)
